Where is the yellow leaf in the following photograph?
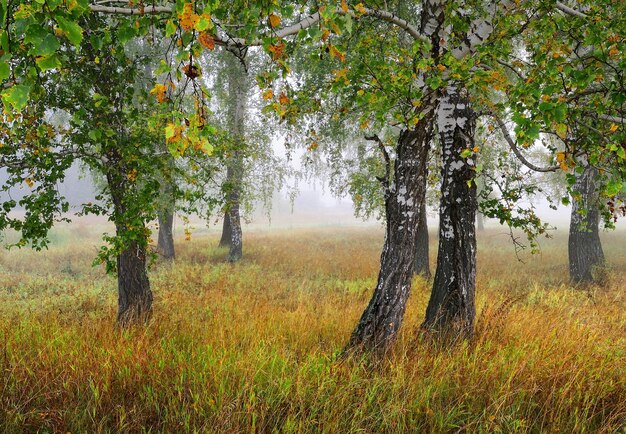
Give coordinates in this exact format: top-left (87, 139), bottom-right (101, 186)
top-left (472, 146), bottom-right (480, 153)
top-left (278, 92), bottom-right (289, 105)
top-left (556, 152), bottom-right (566, 162)
top-left (354, 3), bottom-right (366, 14)
top-left (150, 83), bottom-right (168, 103)
top-left (262, 89), bottom-right (274, 100)
top-left (328, 44), bottom-right (346, 62)
top-left (334, 68), bottom-right (348, 81)
top-left (436, 64), bottom-right (446, 72)
top-left (341, 0), bottom-right (349, 13)
top-left (198, 32), bottom-right (215, 50)
top-left (269, 14), bottom-right (281, 28)
top-left (178, 3), bottom-right (199, 32)
top-left (555, 123), bottom-right (568, 139)
top-left (610, 124), bottom-right (619, 132)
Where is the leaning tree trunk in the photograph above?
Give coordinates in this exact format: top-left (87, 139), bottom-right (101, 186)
top-left (568, 163), bottom-right (604, 284)
top-left (157, 175), bottom-right (175, 260)
top-left (414, 198), bottom-right (431, 278)
top-left (219, 211), bottom-right (232, 248)
top-left (347, 124), bottom-right (432, 355)
top-left (422, 85), bottom-right (477, 339)
top-left (346, 0), bottom-right (443, 355)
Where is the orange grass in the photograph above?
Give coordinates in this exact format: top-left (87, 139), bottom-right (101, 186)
top-left (0, 225), bottom-right (625, 433)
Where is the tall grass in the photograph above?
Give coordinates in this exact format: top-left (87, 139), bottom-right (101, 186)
top-left (1, 225), bottom-right (625, 433)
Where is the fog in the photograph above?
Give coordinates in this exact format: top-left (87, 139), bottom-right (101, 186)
top-left (2, 159), bottom-right (621, 237)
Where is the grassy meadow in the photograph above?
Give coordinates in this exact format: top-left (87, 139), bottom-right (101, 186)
top-left (1, 222), bottom-right (625, 433)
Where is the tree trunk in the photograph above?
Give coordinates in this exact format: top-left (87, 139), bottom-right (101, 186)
top-left (156, 175), bottom-right (175, 261)
top-left (414, 199), bottom-right (431, 278)
top-left (223, 55), bottom-right (247, 263)
top-left (345, 0), bottom-right (443, 355)
top-left (476, 212), bottom-right (485, 231)
top-left (157, 205), bottom-right (175, 260)
top-left (422, 85), bottom-right (477, 339)
top-left (347, 125), bottom-right (432, 355)
top-left (106, 166), bottom-right (153, 326)
top-left (117, 239), bottom-right (153, 325)
top-left (568, 163), bottom-right (604, 284)
top-left (226, 157), bottom-right (243, 262)
top-left (219, 211), bottom-right (232, 248)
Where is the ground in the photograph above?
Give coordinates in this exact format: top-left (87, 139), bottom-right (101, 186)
top-left (1, 223), bottom-right (625, 433)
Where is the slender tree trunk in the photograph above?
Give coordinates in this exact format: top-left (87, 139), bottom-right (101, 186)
top-left (223, 55), bottom-right (247, 263)
top-left (423, 85), bottom-right (477, 339)
top-left (414, 198), bottom-right (431, 278)
top-left (157, 205), bottom-right (175, 260)
top-left (219, 212), bottom-right (232, 247)
top-left (568, 163), bottom-right (604, 284)
top-left (347, 124), bottom-right (432, 354)
top-left (157, 175), bottom-right (175, 260)
top-left (476, 212), bottom-right (485, 231)
top-left (226, 156), bottom-right (243, 262)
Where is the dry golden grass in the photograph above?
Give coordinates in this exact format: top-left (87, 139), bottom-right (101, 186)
top-left (1, 224), bottom-right (625, 433)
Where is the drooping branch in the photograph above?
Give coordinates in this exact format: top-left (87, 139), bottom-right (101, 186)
top-left (493, 115), bottom-right (560, 173)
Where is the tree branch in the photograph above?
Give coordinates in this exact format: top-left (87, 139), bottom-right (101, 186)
top-left (597, 114), bottom-right (626, 125)
top-left (88, 4), bottom-right (426, 47)
top-left (555, 2), bottom-right (588, 18)
top-left (492, 115), bottom-right (559, 173)
top-left (365, 134), bottom-right (392, 192)
top-left (89, 4), bottom-right (172, 14)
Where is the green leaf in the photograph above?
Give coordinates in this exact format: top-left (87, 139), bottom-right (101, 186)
top-left (88, 129), bottom-right (102, 141)
top-left (196, 16), bottom-right (211, 32)
top-left (155, 60), bottom-right (170, 75)
top-left (1, 85), bottom-right (31, 112)
top-left (0, 59), bottom-right (9, 80)
top-left (555, 123), bottom-right (567, 139)
top-left (165, 20), bottom-right (177, 37)
top-left (116, 22), bottom-right (136, 44)
top-left (0, 0), bottom-right (7, 27)
top-left (24, 24), bottom-right (48, 45)
top-left (32, 34), bottom-right (60, 56)
top-left (528, 124), bottom-right (541, 140)
top-left (0, 31), bottom-right (7, 52)
top-left (55, 15), bottom-right (83, 46)
top-left (605, 180), bottom-right (623, 197)
top-left (35, 54), bottom-right (61, 71)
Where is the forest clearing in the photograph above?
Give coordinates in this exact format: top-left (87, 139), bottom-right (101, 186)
top-left (1, 0), bottom-right (626, 432)
top-left (1, 225), bottom-right (625, 433)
